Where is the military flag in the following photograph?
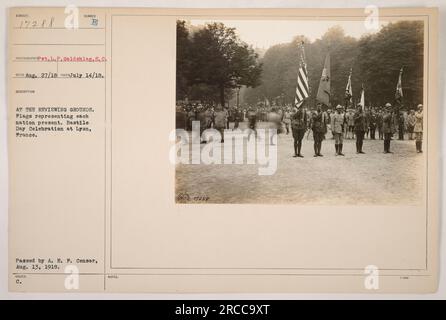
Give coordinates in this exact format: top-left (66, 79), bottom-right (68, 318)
top-left (360, 83), bottom-right (365, 109)
top-left (294, 41), bottom-right (309, 106)
top-left (345, 68), bottom-right (353, 108)
top-left (395, 67), bottom-right (403, 106)
top-left (316, 53), bottom-right (331, 107)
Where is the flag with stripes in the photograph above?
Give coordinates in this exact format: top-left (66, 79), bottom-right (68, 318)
top-left (295, 56), bottom-right (309, 106)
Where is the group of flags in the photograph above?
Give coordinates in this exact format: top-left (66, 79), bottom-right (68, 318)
top-left (294, 45), bottom-right (404, 109)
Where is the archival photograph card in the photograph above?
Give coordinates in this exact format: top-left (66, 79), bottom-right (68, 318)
top-left (7, 7), bottom-right (439, 293)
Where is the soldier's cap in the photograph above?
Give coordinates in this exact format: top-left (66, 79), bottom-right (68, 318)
top-left (417, 104), bottom-right (423, 108)
top-left (336, 105), bottom-right (343, 110)
top-left (385, 102), bottom-right (392, 107)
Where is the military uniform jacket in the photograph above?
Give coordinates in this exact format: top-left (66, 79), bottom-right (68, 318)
top-left (291, 109), bottom-right (307, 130)
top-left (353, 111), bottom-right (367, 132)
top-left (414, 111), bottom-right (423, 133)
top-left (330, 112), bottom-right (344, 134)
top-left (407, 114), bottom-right (416, 128)
top-left (382, 113), bottom-right (393, 134)
top-left (311, 112), bottom-right (325, 133)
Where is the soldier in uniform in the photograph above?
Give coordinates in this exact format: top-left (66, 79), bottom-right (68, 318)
top-left (407, 110), bottom-right (416, 140)
top-left (311, 104), bottom-right (326, 157)
top-left (213, 104), bottom-right (228, 143)
top-left (414, 104), bottom-right (423, 153)
top-left (398, 110), bottom-right (406, 140)
top-left (197, 104), bottom-right (208, 143)
top-left (247, 106), bottom-right (257, 130)
top-left (331, 105), bottom-right (345, 156)
top-left (291, 104), bottom-right (307, 157)
top-left (364, 107), bottom-right (372, 139)
top-left (204, 105), bottom-right (214, 130)
top-left (376, 108), bottom-right (384, 140)
top-left (233, 107), bottom-right (242, 129)
top-left (354, 104), bottom-right (366, 154)
top-left (369, 109), bottom-right (377, 140)
top-left (382, 103), bottom-right (393, 153)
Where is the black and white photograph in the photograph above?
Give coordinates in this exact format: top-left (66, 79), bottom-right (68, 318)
top-left (175, 18), bottom-right (425, 205)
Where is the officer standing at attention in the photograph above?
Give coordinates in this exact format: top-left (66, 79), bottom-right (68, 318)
top-left (331, 105), bottom-right (345, 156)
top-left (354, 104), bottom-right (366, 154)
top-left (414, 104), bottom-right (423, 153)
top-left (382, 103), bottom-right (393, 154)
top-left (291, 103), bottom-right (307, 158)
top-left (311, 104), bottom-right (325, 157)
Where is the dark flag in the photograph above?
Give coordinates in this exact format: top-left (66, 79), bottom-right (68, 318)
top-left (316, 53), bottom-right (331, 107)
top-left (345, 68), bottom-right (353, 108)
top-left (395, 67), bottom-right (403, 106)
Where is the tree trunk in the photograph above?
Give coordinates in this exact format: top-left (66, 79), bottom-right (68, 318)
top-left (219, 85), bottom-right (225, 107)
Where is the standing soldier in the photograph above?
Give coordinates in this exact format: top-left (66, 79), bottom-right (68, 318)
top-left (354, 104), bottom-right (366, 154)
top-left (383, 103), bottom-right (393, 154)
top-left (214, 104), bottom-right (228, 143)
top-left (398, 110), bottom-right (405, 140)
top-left (248, 106), bottom-right (257, 129)
top-left (369, 109), bottom-right (377, 140)
top-left (204, 106), bottom-right (214, 129)
top-left (407, 109), bottom-right (416, 140)
top-left (376, 108), bottom-right (384, 140)
top-left (197, 104), bottom-right (208, 143)
top-left (233, 107), bottom-right (241, 129)
top-left (331, 105), bottom-right (345, 156)
top-left (414, 104), bottom-right (423, 153)
top-left (364, 107), bottom-right (372, 139)
top-left (291, 104), bottom-right (307, 158)
top-left (311, 104), bottom-right (325, 157)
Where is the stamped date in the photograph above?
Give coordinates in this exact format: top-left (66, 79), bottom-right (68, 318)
top-left (176, 192), bottom-right (209, 203)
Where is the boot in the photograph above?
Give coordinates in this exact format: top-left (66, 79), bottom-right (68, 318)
top-left (314, 143), bottom-right (318, 157)
top-left (297, 141), bottom-right (304, 157)
top-left (339, 144), bottom-right (345, 156)
top-left (419, 141), bottom-right (422, 153)
top-left (359, 141), bottom-right (365, 154)
top-left (293, 141), bottom-right (298, 157)
top-left (335, 144), bottom-right (339, 155)
top-left (318, 143), bottom-right (323, 157)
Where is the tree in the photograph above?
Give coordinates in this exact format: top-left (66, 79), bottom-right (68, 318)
top-left (187, 22), bottom-right (262, 106)
top-left (176, 21), bottom-right (191, 101)
top-left (243, 21), bottom-right (424, 110)
top-left (357, 21), bottom-right (424, 108)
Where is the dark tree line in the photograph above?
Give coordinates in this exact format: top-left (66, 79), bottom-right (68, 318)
top-left (176, 20), bottom-right (263, 106)
top-left (243, 21), bottom-right (424, 109)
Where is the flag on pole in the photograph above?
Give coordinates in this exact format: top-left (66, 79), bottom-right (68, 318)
top-left (294, 42), bottom-right (309, 106)
top-left (316, 53), bottom-right (331, 107)
top-left (395, 67), bottom-right (403, 106)
top-left (360, 83), bottom-right (365, 109)
top-left (345, 68), bottom-right (353, 107)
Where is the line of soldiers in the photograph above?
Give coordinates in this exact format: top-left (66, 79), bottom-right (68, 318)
top-left (290, 102), bottom-right (424, 158)
top-left (175, 101), bottom-right (424, 156)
